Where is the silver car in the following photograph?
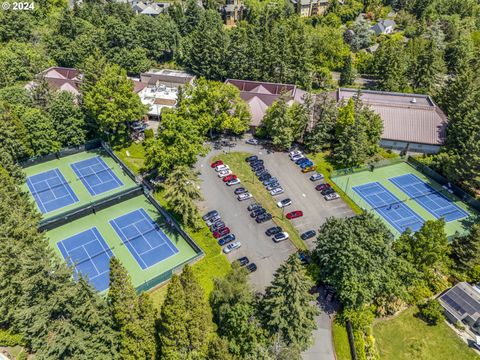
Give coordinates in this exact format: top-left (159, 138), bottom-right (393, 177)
top-left (223, 241), bottom-right (242, 254)
top-left (270, 187), bottom-right (284, 196)
top-left (272, 232), bottom-right (289, 243)
top-left (237, 193), bottom-right (253, 201)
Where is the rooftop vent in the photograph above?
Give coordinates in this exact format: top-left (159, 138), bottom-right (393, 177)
top-left (411, 98), bottom-right (417, 104)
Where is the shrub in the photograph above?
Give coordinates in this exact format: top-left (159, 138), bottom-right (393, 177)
top-left (144, 128), bottom-right (154, 139)
top-left (454, 320), bottom-right (465, 330)
top-left (16, 351), bottom-right (28, 360)
top-left (0, 328), bottom-right (25, 347)
top-left (418, 300), bottom-right (444, 325)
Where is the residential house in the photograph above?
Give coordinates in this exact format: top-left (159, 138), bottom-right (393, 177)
top-left (26, 67), bottom-right (82, 98)
top-left (438, 282), bottom-right (480, 334)
top-left (225, 79), bottom-right (307, 131)
top-left (370, 19), bottom-right (396, 35)
top-left (334, 88), bottom-right (448, 154)
top-left (291, 0), bottom-right (329, 18)
top-left (220, 0), bottom-right (246, 26)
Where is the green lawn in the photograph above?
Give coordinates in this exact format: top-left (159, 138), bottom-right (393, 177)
top-left (332, 320), bottom-right (352, 360)
top-left (212, 152), bottom-right (307, 250)
top-left (115, 142), bottom-right (147, 175)
top-left (374, 306), bottom-right (478, 360)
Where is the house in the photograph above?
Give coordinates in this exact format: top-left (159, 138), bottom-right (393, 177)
top-left (225, 79), bottom-right (307, 131)
top-left (291, 0), bottom-right (329, 18)
top-left (370, 19), bottom-right (396, 35)
top-left (438, 282), bottom-right (480, 334)
top-left (334, 88), bottom-right (448, 154)
top-left (136, 69), bottom-right (195, 120)
top-left (220, 0), bottom-right (246, 26)
top-left (26, 67), bottom-right (82, 97)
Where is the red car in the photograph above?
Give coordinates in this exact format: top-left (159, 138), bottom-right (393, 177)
top-left (286, 210), bottom-right (303, 219)
top-left (213, 227), bottom-right (230, 238)
top-left (223, 174), bottom-right (237, 182)
top-left (315, 183), bottom-right (331, 191)
top-left (211, 160), bottom-right (223, 168)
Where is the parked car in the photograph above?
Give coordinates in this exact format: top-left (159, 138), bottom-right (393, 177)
top-left (295, 157), bottom-right (309, 165)
top-left (211, 160), bottom-right (223, 168)
top-left (250, 208), bottom-right (266, 218)
top-left (246, 138), bottom-right (259, 145)
top-left (255, 169), bottom-right (267, 177)
top-left (259, 173), bottom-right (272, 182)
top-left (223, 241), bottom-right (242, 254)
top-left (237, 193), bottom-right (253, 201)
top-left (299, 161), bottom-right (314, 169)
top-left (246, 263), bottom-right (257, 272)
top-left (226, 178), bottom-right (241, 186)
top-left (234, 187), bottom-right (248, 195)
top-left (300, 230), bottom-right (316, 240)
top-left (210, 221), bottom-right (226, 232)
top-left (205, 215), bottom-right (221, 227)
top-left (266, 183), bottom-right (280, 191)
top-left (256, 213), bottom-right (272, 223)
top-left (213, 227), bottom-right (230, 238)
top-left (302, 166), bottom-right (316, 173)
top-left (272, 232), bottom-right (289, 242)
top-left (263, 177), bottom-right (278, 186)
top-left (286, 210), bottom-right (303, 219)
top-left (245, 155), bottom-right (258, 162)
top-left (310, 173), bottom-right (324, 182)
top-left (270, 187), bottom-right (284, 196)
top-left (218, 170), bottom-right (232, 178)
top-left (277, 198), bottom-right (292, 208)
top-left (298, 251), bottom-right (310, 265)
top-left (321, 188), bottom-right (335, 196)
top-left (315, 183), bottom-right (331, 191)
top-left (237, 256), bottom-right (250, 266)
top-left (289, 150), bottom-right (302, 158)
top-left (218, 234), bottom-right (236, 246)
top-left (249, 159), bottom-right (264, 167)
top-left (252, 165), bottom-right (264, 172)
top-left (223, 174), bottom-right (237, 182)
top-left (291, 154), bottom-right (305, 162)
top-left (215, 164), bottom-right (229, 172)
top-left (266, 226), bottom-right (282, 236)
top-left (247, 203), bottom-right (262, 211)
top-left (325, 192), bottom-right (340, 201)
top-left (202, 210), bottom-right (219, 221)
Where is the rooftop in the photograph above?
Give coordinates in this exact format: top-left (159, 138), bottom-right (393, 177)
top-left (438, 282), bottom-right (480, 322)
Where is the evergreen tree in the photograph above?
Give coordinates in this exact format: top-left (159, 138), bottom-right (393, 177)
top-left (339, 54), bottom-right (355, 86)
top-left (304, 92), bottom-right (338, 151)
top-left (261, 255), bottom-right (319, 351)
top-left (262, 97), bottom-right (295, 149)
top-left (374, 38), bottom-right (409, 92)
top-left (207, 335), bottom-right (233, 360)
top-left (20, 107), bottom-right (60, 156)
top-left (0, 103), bottom-right (31, 160)
top-left (451, 224), bottom-right (480, 280)
top-left (226, 23), bottom-right (261, 81)
top-left (411, 39), bottom-right (446, 94)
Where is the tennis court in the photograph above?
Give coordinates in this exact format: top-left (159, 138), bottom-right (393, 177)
top-left (26, 168), bottom-right (79, 214)
top-left (109, 208), bottom-right (179, 270)
top-left (71, 156), bottom-right (124, 196)
top-left (57, 227), bottom-right (113, 291)
top-left (389, 174), bottom-right (469, 222)
top-left (353, 182), bottom-right (425, 233)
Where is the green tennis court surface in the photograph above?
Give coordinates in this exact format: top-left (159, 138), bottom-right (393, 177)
top-left (332, 162), bottom-right (474, 238)
top-left (46, 195), bottom-right (198, 292)
top-left (23, 150), bottom-right (137, 219)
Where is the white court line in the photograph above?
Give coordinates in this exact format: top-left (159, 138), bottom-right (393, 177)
top-left (138, 208), bottom-right (178, 255)
top-left (111, 218), bottom-right (148, 269)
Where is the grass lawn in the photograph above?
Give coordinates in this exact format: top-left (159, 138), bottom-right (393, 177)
top-left (212, 152), bottom-right (307, 250)
top-left (332, 320), bottom-right (352, 360)
top-left (373, 306), bottom-right (478, 360)
top-left (115, 142), bottom-right (147, 175)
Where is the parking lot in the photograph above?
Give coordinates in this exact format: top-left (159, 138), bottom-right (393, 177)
top-left (196, 140), bottom-right (354, 291)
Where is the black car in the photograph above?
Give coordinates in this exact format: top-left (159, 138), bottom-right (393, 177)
top-left (263, 177), bottom-right (278, 186)
top-left (210, 221), bottom-right (226, 232)
top-left (246, 263), bottom-right (257, 272)
top-left (256, 213), bottom-right (272, 223)
top-left (321, 188), bottom-right (335, 196)
top-left (252, 165), bottom-right (265, 172)
top-left (202, 210), bottom-right (218, 221)
top-left (300, 230), bottom-right (316, 240)
top-left (249, 159), bottom-right (264, 167)
top-left (218, 234), bottom-right (236, 246)
top-left (234, 187), bottom-right (248, 195)
top-left (245, 155), bottom-right (258, 162)
top-left (247, 203), bottom-right (262, 211)
top-left (255, 169), bottom-right (268, 177)
top-left (265, 226), bottom-right (282, 236)
top-left (259, 173), bottom-right (271, 181)
top-left (237, 256), bottom-right (250, 266)
top-left (250, 208), bottom-right (266, 218)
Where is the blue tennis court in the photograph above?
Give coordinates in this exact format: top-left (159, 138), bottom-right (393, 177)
top-left (353, 182), bottom-right (425, 233)
top-left (70, 156), bottom-right (123, 196)
top-left (57, 227), bottom-right (113, 291)
top-left (389, 174), bottom-right (469, 222)
top-left (109, 208), bottom-right (179, 270)
top-left (26, 169), bottom-right (79, 214)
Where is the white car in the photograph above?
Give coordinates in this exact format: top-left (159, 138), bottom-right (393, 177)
top-left (270, 187), bottom-right (284, 196)
top-left (310, 173), bottom-right (324, 182)
top-left (289, 150), bottom-right (302, 158)
top-left (226, 178), bottom-right (241, 186)
top-left (223, 241), bottom-right (242, 254)
top-left (246, 138), bottom-right (259, 145)
top-left (277, 198), bottom-right (292, 208)
top-left (218, 170), bottom-right (232, 178)
top-left (291, 154), bottom-right (305, 161)
top-left (272, 232), bottom-right (289, 243)
top-left (215, 164), bottom-right (230, 172)
top-left (324, 192), bottom-right (340, 201)
top-left (237, 193), bottom-right (253, 201)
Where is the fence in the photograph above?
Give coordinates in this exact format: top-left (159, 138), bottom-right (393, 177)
top-left (407, 157), bottom-right (480, 212)
top-left (100, 141), bottom-right (138, 184)
top-left (20, 139), bottom-right (102, 168)
top-left (331, 157), bottom-right (407, 178)
top-left (346, 321), bottom-right (358, 360)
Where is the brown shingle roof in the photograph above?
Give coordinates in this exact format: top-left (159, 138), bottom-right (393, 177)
top-left (336, 88), bottom-right (447, 145)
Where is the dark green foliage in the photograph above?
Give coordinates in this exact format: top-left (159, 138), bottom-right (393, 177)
top-left (304, 93), bottom-right (338, 151)
top-left (418, 300), bottom-right (444, 325)
top-left (339, 55), bottom-right (356, 86)
top-left (0, 104), bottom-right (31, 160)
top-left (20, 107), bottom-right (60, 156)
top-left (451, 224), bottom-right (480, 280)
top-left (374, 38), bottom-right (409, 92)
